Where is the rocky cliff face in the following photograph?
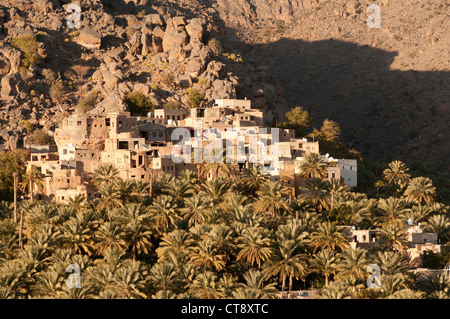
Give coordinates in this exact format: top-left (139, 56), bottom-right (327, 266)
top-left (0, 0), bottom-right (287, 153)
top-left (0, 0), bottom-right (448, 172)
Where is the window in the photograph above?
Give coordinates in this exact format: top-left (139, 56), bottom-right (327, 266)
top-left (105, 118), bottom-right (110, 126)
top-left (63, 149), bottom-right (67, 155)
top-left (118, 141), bottom-right (128, 149)
top-left (118, 121), bottom-right (122, 129)
top-left (77, 121), bottom-right (81, 126)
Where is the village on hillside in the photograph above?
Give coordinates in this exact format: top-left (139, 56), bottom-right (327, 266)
top-left (28, 98), bottom-right (357, 202)
top-left (24, 98), bottom-right (444, 292)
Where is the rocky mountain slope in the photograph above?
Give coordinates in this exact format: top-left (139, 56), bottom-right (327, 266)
top-left (215, 0), bottom-right (449, 172)
top-left (0, 0), bottom-right (448, 173)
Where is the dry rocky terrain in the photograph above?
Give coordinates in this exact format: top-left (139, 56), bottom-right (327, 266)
top-left (0, 0), bottom-right (448, 173)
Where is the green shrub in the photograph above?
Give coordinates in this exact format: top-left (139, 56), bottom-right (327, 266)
top-left (161, 72), bottom-right (174, 87)
top-left (11, 34), bottom-right (39, 69)
top-left (49, 82), bottom-right (66, 104)
top-left (76, 93), bottom-right (98, 113)
top-left (19, 120), bottom-right (34, 132)
top-left (125, 91), bottom-right (154, 116)
top-left (198, 78), bottom-right (208, 87)
top-left (187, 88), bottom-right (205, 108)
top-left (32, 129), bottom-right (53, 146)
top-left (164, 101), bottom-right (182, 109)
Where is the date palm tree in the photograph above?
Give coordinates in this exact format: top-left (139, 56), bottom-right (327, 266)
top-left (34, 270), bottom-right (65, 298)
top-left (125, 220), bottom-right (153, 260)
top-left (21, 166), bottom-right (44, 202)
top-left (372, 251), bottom-right (408, 279)
top-left (114, 178), bottom-right (135, 204)
top-left (319, 281), bottom-right (352, 299)
top-left (403, 205), bottom-right (433, 225)
top-left (423, 214), bottom-right (450, 244)
top-left (149, 262), bottom-right (182, 293)
top-left (188, 271), bottom-right (227, 299)
top-left (380, 223), bottom-right (407, 252)
top-left (300, 178), bottom-right (330, 212)
top-left (309, 221), bottom-right (349, 253)
top-left (59, 218), bottom-right (95, 256)
top-left (311, 248), bottom-right (338, 286)
top-left (263, 239), bottom-right (308, 292)
top-left (240, 163), bottom-right (270, 196)
top-left (200, 161), bottom-right (231, 181)
top-left (163, 178), bottom-right (195, 205)
top-left (180, 195), bottom-right (213, 227)
top-left (275, 218), bottom-right (310, 249)
top-left (131, 180), bottom-right (151, 202)
top-left (207, 224), bottom-right (236, 259)
top-left (23, 203), bottom-right (59, 235)
top-left (93, 164), bottom-right (119, 187)
top-left (151, 174), bottom-right (174, 196)
top-left (0, 260), bottom-right (27, 298)
top-left (253, 180), bottom-right (292, 219)
top-left (328, 178), bottom-right (350, 211)
top-left (95, 222), bottom-right (128, 255)
top-left (189, 240), bottom-right (227, 271)
top-left (298, 152), bottom-right (328, 179)
top-left (375, 197), bottom-right (409, 227)
top-left (416, 273), bottom-right (450, 299)
top-left (113, 202), bottom-right (150, 225)
top-left (236, 269), bottom-right (278, 299)
top-left (66, 194), bottom-right (86, 211)
top-left (110, 260), bottom-right (149, 298)
top-left (96, 183), bottom-right (123, 220)
top-left (383, 161), bottom-right (411, 187)
top-left (379, 274), bottom-right (404, 297)
top-left (148, 195), bottom-right (180, 235)
top-left (404, 177), bottom-right (436, 206)
top-left (156, 229), bottom-right (195, 261)
top-left (200, 177), bottom-right (231, 205)
top-left (388, 288), bottom-right (424, 299)
top-left (335, 247), bottom-right (368, 291)
top-left (236, 226), bottom-right (274, 269)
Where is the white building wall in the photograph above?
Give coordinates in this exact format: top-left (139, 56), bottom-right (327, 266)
top-left (338, 159), bottom-right (358, 187)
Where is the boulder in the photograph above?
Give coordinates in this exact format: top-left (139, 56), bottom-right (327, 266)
top-left (185, 18), bottom-right (205, 43)
top-left (141, 32), bottom-right (152, 56)
top-left (162, 22), bottom-right (188, 53)
top-left (75, 28), bottom-right (101, 50)
top-left (145, 14), bottom-right (165, 26)
top-left (101, 70), bottom-right (119, 89)
top-left (152, 26), bottom-right (165, 53)
top-left (172, 16), bottom-right (186, 27)
top-left (134, 83), bottom-right (150, 95)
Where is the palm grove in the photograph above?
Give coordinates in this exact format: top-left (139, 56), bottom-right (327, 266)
top-left (0, 153), bottom-right (449, 299)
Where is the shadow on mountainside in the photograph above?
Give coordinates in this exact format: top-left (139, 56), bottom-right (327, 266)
top-left (244, 37), bottom-right (450, 172)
